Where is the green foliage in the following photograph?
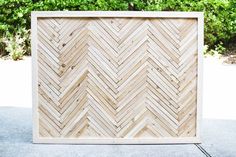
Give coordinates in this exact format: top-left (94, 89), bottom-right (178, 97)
top-left (0, 0), bottom-right (236, 59)
top-left (2, 28), bottom-right (30, 60)
top-left (204, 42), bottom-right (226, 56)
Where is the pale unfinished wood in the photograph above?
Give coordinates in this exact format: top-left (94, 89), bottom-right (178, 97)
top-left (32, 11), bottom-right (203, 144)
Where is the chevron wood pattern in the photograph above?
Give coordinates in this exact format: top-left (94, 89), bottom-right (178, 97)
top-left (33, 12), bottom-right (202, 144)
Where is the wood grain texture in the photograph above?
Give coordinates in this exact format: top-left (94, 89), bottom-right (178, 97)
top-left (35, 15), bottom-right (200, 143)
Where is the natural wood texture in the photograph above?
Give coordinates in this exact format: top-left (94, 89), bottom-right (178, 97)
top-left (33, 12), bottom-right (202, 144)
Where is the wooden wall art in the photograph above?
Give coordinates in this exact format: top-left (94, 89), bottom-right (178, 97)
top-left (32, 11), bottom-right (203, 144)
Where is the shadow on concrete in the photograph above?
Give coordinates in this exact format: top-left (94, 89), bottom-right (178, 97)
top-left (0, 107), bottom-right (32, 144)
top-left (0, 107), bottom-right (236, 157)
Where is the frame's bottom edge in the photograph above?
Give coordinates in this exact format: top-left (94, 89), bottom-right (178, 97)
top-left (33, 137), bottom-right (201, 144)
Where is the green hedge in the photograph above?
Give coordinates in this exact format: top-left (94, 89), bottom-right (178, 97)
top-left (0, 0), bottom-right (236, 59)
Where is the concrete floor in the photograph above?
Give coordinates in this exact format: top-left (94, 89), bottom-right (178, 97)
top-left (0, 56), bottom-right (236, 157)
top-left (1, 107), bottom-right (236, 157)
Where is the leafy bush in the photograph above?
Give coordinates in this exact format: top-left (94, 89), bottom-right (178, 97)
top-left (2, 28), bottom-right (30, 60)
top-left (0, 0), bottom-right (236, 59)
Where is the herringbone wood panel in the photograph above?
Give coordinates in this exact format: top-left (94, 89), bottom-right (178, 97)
top-left (37, 17), bottom-right (198, 139)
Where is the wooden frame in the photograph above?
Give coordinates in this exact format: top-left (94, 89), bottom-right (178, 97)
top-left (32, 11), bottom-right (204, 144)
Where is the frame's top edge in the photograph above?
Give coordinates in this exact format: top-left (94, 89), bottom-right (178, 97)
top-left (31, 11), bottom-right (203, 18)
